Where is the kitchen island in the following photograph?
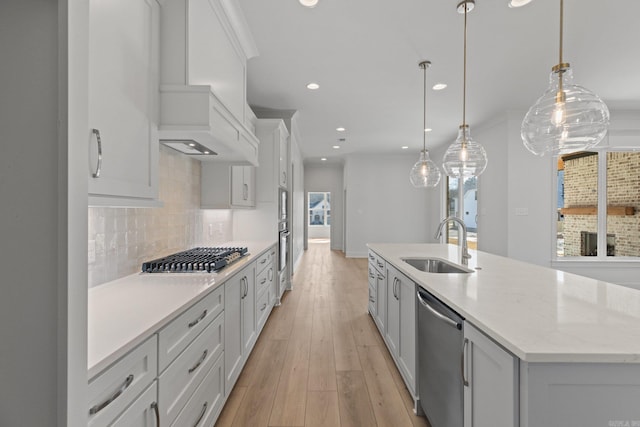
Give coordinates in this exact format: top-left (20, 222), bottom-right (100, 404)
top-left (368, 243), bottom-right (640, 427)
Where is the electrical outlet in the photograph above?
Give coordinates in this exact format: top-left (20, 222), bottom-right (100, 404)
top-left (208, 223), bottom-right (213, 237)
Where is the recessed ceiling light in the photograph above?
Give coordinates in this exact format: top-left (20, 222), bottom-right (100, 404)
top-left (401, 146), bottom-right (409, 150)
top-left (299, 0), bottom-right (319, 8)
top-left (508, 0), bottom-right (532, 7)
top-left (188, 142), bottom-right (196, 147)
top-left (321, 157), bottom-right (327, 161)
top-left (336, 127), bottom-right (346, 132)
top-left (306, 82), bottom-right (320, 90)
top-left (333, 145), bottom-right (340, 149)
top-left (432, 83), bottom-right (447, 91)
top-left (424, 128), bottom-right (433, 132)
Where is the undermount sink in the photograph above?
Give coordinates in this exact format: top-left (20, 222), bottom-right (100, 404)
top-left (402, 257), bottom-right (473, 274)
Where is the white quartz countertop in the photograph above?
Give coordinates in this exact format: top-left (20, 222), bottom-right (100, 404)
top-left (88, 241), bottom-right (275, 379)
top-left (368, 243), bottom-right (640, 364)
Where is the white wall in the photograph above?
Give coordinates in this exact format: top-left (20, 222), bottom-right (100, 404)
top-left (305, 163), bottom-right (344, 250)
top-left (344, 153), bottom-right (439, 257)
top-left (0, 1), bottom-right (87, 425)
top-left (291, 129), bottom-right (305, 271)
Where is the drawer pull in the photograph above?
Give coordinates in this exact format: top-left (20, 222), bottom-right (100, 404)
top-left (369, 273), bottom-right (375, 279)
top-left (151, 402), bottom-right (160, 426)
top-left (377, 261), bottom-right (384, 268)
top-left (260, 258), bottom-right (267, 264)
top-left (261, 278), bottom-right (267, 285)
top-left (89, 374), bottom-right (134, 415)
top-left (188, 349), bottom-right (208, 374)
top-left (260, 303), bottom-right (267, 312)
top-left (91, 128), bottom-right (102, 178)
top-left (193, 401), bottom-right (208, 426)
top-left (188, 310), bottom-right (207, 328)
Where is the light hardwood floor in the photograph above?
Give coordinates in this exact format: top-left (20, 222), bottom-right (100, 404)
top-left (215, 241), bottom-right (430, 427)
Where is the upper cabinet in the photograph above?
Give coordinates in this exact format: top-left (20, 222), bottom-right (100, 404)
top-left (254, 119), bottom-right (290, 203)
top-left (159, 0), bottom-right (260, 165)
top-left (88, 0), bottom-right (161, 206)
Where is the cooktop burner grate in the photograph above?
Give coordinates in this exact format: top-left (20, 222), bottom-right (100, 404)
top-left (141, 246), bottom-right (248, 273)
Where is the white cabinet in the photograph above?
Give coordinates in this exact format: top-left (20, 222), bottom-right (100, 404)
top-left (254, 119), bottom-right (290, 202)
top-left (255, 245), bottom-right (276, 333)
top-left (88, 0), bottom-right (160, 206)
top-left (224, 262), bottom-right (257, 394)
top-left (368, 250), bottom-right (387, 333)
top-left (231, 165), bottom-right (255, 207)
top-left (279, 133), bottom-right (288, 188)
top-left (463, 322), bottom-right (518, 427)
top-left (380, 262), bottom-right (417, 398)
top-left (201, 163), bottom-right (255, 209)
top-left (88, 336), bottom-right (158, 427)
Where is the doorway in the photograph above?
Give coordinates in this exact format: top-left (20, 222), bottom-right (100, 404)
top-left (308, 191), bottom-right (331, 244)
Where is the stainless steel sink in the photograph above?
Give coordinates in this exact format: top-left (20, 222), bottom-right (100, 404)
top-left (402, 257), bottom-right (473, 274)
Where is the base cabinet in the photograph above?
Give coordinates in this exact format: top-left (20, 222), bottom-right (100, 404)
top-left (463, 323), bottom-right (518, 427)
top-left (110, 382), bottom-right (159, 427)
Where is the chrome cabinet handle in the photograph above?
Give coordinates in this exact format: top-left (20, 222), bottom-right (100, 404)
top-left (89, 374), bottom-right (134, 415)
top-left (369, 254), bottom-right (375, 261)
top-left (377, 261), bottom-right (384, 269)
top-left (193, 401), bottom-right (208, 426)
top-left (243, 183), bottom-right (248, 200)
top-left (91, 128), bottom-right (102, 178)
top-left (416, 290), bottom-right (462, 330)
top-left (188, 349), bottom-right (208, 374)
top-left (282, 171), bottom-right (287, 184)
top-left (462, 338), bottom-right (470, 387)
top-left (188, 310), bottom-right (207, 328)
top-left (261, 278), bottom-right (267, 285)
top-left (151, 402), bottom-right (160, 426)
top-left (260, 258), bottom-right (267, 264)
top-left (268, 268), bottom-right (273, 281)
top-left (260, 303), bottom-right (267, 311)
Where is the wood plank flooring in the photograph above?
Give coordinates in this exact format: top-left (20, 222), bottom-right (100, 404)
top-left (215, 241), bottom-right (430, 427)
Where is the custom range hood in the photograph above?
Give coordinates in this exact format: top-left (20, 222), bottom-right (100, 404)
top-left (159, 0), bottom-right (260, 165)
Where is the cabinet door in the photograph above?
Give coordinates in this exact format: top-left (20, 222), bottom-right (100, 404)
top-left (463, 322), bottom-right (518, 427)
top-left (385, 268), bottom-right (400, 357)
top-left (279, 131), bottom-right (288, 188)
top-left (88, 0), bottom-right (159, 202)
top-left (375, 269), bottom-right (387, 333)
top-left (230, 166), bottom-right (255, 207)
top-left (224, 274), bottom-right (243, 395)
top-left (241, 266), bottom-right (257, 355)
top-left (397, 276), bottom-right (416, 394)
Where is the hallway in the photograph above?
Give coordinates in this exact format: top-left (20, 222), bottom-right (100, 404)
top-left (215, 241), bottom-right (429, 426)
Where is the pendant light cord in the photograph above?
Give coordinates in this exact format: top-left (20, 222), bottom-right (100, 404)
top-left (558, 0), bottom-right (564, 93)
top-left (423, 63), bottom-right (427, 153)
top-left (462, 2), bottom-right (468, 127)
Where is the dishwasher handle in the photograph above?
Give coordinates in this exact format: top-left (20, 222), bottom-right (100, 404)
top-left (417, 290), bottom-right (462, 330)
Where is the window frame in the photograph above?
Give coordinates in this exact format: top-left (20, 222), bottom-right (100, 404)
top-left (308, 191), bottom-right (330, 227)
top-left (551, 140), bottom-right (640, 265)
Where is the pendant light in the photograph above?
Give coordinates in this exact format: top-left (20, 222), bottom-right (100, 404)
top-left (442, 0), bottom-right (488, 179)
top-left (410, 61), bottom-right (441, 188)
top-left (521, 0), bottom-right (609, 156)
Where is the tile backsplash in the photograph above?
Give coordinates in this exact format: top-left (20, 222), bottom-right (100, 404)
top-left (88, 146), bottom-right (232, 287)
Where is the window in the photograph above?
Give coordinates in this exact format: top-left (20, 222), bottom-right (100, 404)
top-left (556, 150), bottom-right (640, 258)
top-left (445, 177), bottom-right (478, 249)
top-left (308, 192), bottom-right (331, 226)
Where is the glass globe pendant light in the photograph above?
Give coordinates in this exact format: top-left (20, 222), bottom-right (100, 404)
top-left (442, 0), bottom-right (488, 178)
top-left (410, 60), bottom-right (441, 188)
top-left (521, 0), bottom-right (609, 156)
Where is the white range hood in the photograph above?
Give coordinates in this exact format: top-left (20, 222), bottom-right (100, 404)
top-left (159, 0), bottom-right (260, 165)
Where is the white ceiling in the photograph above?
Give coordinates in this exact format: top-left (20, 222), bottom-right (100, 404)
top-left (237, 0), bottom-right (640, 163)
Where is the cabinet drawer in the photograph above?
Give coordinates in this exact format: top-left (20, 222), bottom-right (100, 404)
top-left (256, 285), bottom-right (271, 333)
top-left (111, 381), bottom-right (158, 427)
top-left (256, 263), bottom-right (273, 297)
top-left (255, 249), bottom-right (272, 274)
top-left (368, 250), bottom-right (386, 274)
top-left (88, 335), bottom-right (158, 427)
top-left (158, 285), bottom-right (224, 371)
top-left (171, 352), bottom-right (225, 427)
top-left (159, 311), bottom-right (224, 426)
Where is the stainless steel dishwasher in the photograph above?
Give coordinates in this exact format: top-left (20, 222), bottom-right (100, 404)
top-left (417, 288), bottom-right (464, 427)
